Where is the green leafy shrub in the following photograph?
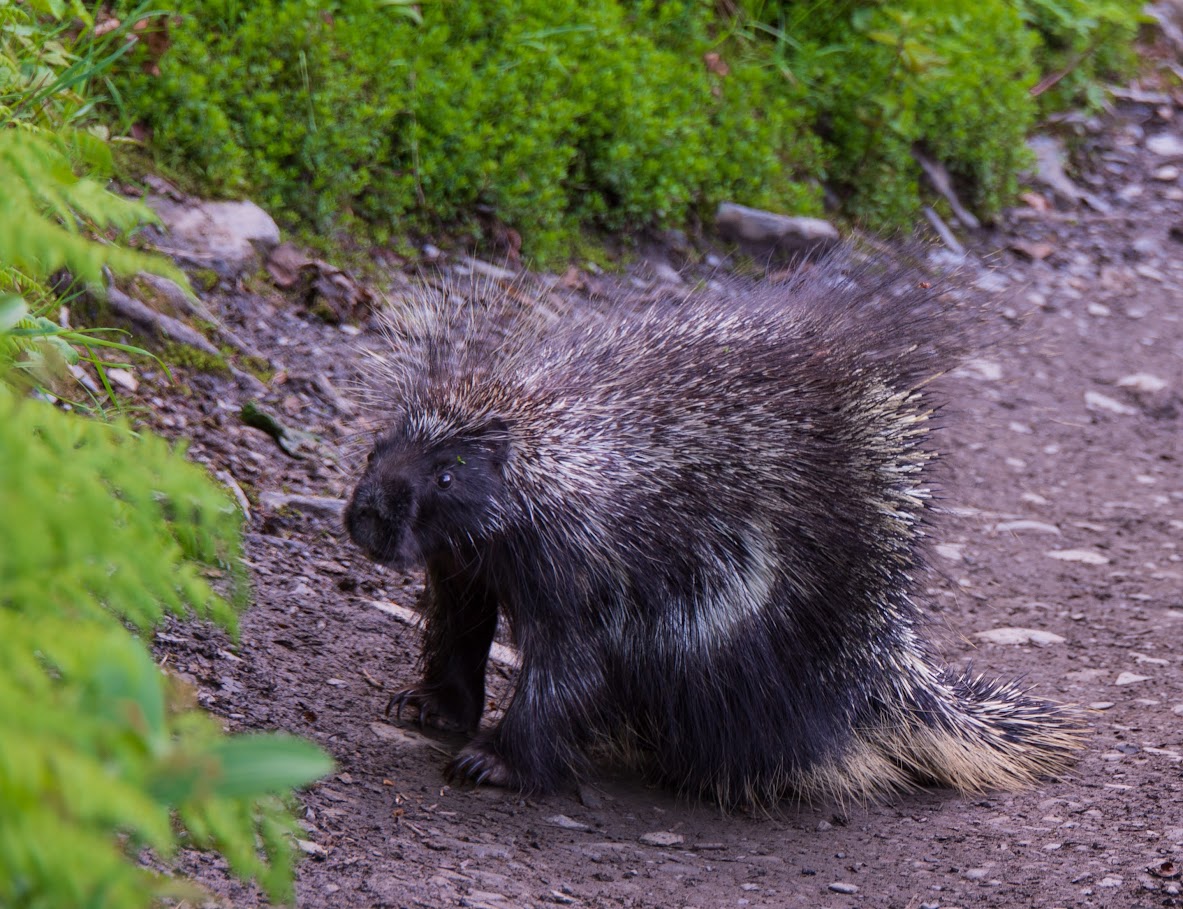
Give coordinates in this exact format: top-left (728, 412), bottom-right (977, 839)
top-left (107, 0), bottom-right (1141, 248)
top-left (1018, 0), bottom-right (1142, 111)
top-left (784, 2), bottom-right (1040, 225)
top-left (0, 369), bottom-right (334, 907)
top-left (109, 0), bottom-right (822, 260)
top-left (2, 7), bottom-right (334, 906)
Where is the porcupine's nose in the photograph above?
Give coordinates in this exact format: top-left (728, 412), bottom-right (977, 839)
top-left (344, 477), bottom-right (414, 565)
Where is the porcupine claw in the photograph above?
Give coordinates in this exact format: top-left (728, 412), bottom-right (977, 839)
top-left (386, 686), bottom-right (470, 732)
top-left (446, 739), bottom-right (514, 789)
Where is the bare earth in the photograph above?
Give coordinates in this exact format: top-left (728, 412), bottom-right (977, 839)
top-left (147, 104), bottom-right (1181, 909)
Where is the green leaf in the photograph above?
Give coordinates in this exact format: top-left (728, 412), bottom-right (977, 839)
top-left (206, 734), bottom-right (334, 799)
top-left (0, 296), bottom-right (28, 332)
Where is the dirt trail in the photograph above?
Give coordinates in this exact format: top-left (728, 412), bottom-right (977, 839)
top-left (151, 105), bottom-right (1181, 909)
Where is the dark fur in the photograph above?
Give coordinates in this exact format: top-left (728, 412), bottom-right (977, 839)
top-left (346, 261), bottom-right (1082, 804)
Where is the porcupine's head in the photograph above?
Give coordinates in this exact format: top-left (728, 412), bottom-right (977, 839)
top-left (345, 410), bottom-right (511, 570)
top-left (345, 277), bottom-right (546, 570)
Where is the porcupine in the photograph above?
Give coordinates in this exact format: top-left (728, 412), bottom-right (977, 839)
top-left (344, 262), bottom-right (1083, 806)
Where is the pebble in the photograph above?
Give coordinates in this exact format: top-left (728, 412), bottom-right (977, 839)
top-left (548, 815), bottom-right (590, 831)
top-left (1147, 133), bottom-right (1183, 157)
top-left (1115, 672), bottom-right (1151, 686)
top-left (1174, 704), bottom-right (1183, 716)
top-left (934, 543), bottom-right (965, 562)
top-left (956, 358), bottom-right (1003, 381)
top-left (1099, 876), bottom-right (1124, 888)
top-left (1046, 549), bottom-right (1110, 565)
top-left (639, 831), bottom-right (684, 847)
top-left (1084, 390), bottom-right (1138, 415)
top-left (1153, 164), bottom-right (1180, 181)
top-left (1089, 702), bottom-right (1116, 710)
top-left (1117, 373), bottom-right (1168, 393)
top-left (828, 882), bottom-right (859, 894)
top-left (974, 627), bottom-right (1065, 646)
top-left (963, 868), bottom-right (990, 881)
top-left (994, 520), bottom-right (1060, 535)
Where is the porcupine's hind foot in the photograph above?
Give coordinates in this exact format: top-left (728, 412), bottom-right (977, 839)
top-left (446, 735), bottom-right (515, 788)
top-left (386, 684), bottom-right (481, 734)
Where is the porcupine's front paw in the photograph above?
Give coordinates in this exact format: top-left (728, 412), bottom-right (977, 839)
top-left (386, 685), bottom-right (477, 733)
top-left (446, 736), bottom-right (515, 789)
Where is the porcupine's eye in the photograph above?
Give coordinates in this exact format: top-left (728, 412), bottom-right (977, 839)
top-left (436, 471), bottom-right (453, 490)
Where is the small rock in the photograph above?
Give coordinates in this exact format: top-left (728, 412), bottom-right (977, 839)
top-left (994, 520), bottom-right (1060, 535)
top-left (1085, 391), bottom-right (1138, 416)
top-left (1117, 373), bottom-right (1168, 393)
top-left (576, 784), bottom-right (603, 809)
top-left (1148, 133), bottom-right (1183, 157)
top-left (1087, 302), bottom-right (1111, 317)
top-left (1028, 135), bottom-right (1086, 205)
top-left (1115, 672), bottom-right (1150, 686)
top-left (1046, 549), bottom-right (1110, 565)
top-left (934, 543), bottom-right (965, 562)
top-left (369, 722), bottom-right (423, 744)
top-left (1011, 240), bottom-right (1055, 260)
top-left (259, 492), bottom-right (346, 519)
top-left (963, 868), bottom-right (990, 881)
top-left (148, 196), bottom-right (281, 277)
top-left (106, 367), bottom-right (139, 394)
top-left (1089, 702), bottom-right (1115, 710)
top-left (1153, 164), bottom-right (1181, 181)
top-left (296, 838), bottom-right (327, 857)
top-left (1174, 704), bottom-right (1183, 716)
top-left (974, 627), bottom-right (1065, 646)
top-left (548, 815), bottom-right (591, 831)
top-left (828, 882), bottom-right (859, 894)
top-left (1099, 876), bottom-right (1124, 888)
top-left (955, 358), bottom-right (1003, 381)
top-left (715, 202), bottom-right (840, 260)
top-left (639, 831), bottom-right (684, 847)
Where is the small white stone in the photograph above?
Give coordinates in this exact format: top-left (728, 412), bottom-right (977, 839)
top-left (995, 520), bottom-right (1061, 535)
top-left (1088, 702), bottom-right (1115, 710)
top-left (974, 627), bottom-right (1066, 646)
top-left (934, 543), bottom-right (965, 562)
top-left (1085, 391), bottom-right (1137, 415)
top-left (1087, 302), bottom-right (1111, 317)
top-left (1046, 549), bottom-right (1110, 565)
top-left (828, 882), bottom-right (859, 895)
top-left (548, 815), bottom-right (590, 831)
top-left (1117, 373), bottom-right (1167, 393)
top-left (639, 831), bottom-right (684, 847)
top-left (1153, 164), bottom-right (1181, 181)
top-left (1099, 876), bottom-right (1124, 888)
top-left (1115, 672), bottom-right (1151, 686)
top-left (956, 358), bottom-right (1003, 381)
top-left (106, 367), bottom-right (139, 393)
top-left (1148, 133), bottom-right (1183, 157)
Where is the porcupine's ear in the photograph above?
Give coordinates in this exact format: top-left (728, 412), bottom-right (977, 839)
top-left (476, 416), bottom-right (512, 466)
